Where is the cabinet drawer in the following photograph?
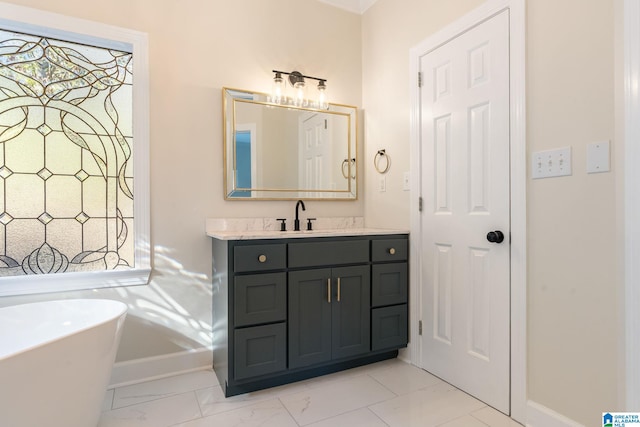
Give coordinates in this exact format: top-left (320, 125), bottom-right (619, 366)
top-left (234, 244), bottom-right (286, 273)
top-left (372, 239), bottom-right (407, 262)
top-left (234, 273), bottom-right (286, 327)
top-left (289, 239), bottom-right (369, 268)
top-left (372, 263), bottom-right (408, 307)
top-left (371, 304), bottom-right (408, 351)
top-left (234, 323), bottom-right (286, 380)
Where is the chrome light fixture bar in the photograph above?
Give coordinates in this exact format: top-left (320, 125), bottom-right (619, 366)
top-left (270, 69), bottom-right (328, 109)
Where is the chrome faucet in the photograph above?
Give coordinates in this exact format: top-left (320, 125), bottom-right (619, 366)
top-left (294, 200), bottom-right (306, 231)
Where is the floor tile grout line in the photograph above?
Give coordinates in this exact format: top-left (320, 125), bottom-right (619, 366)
top-left (365, 371), bottom-right (401, 397)
top-left (363, 407), bottom-right (392, 427)
top-left (278, 395), bottom-right (303, 427)
top-left (109, 378), bottom-right (221, 411)
top-left (192, 389), bottom-right (205, 421)
top-left (168, 390), bottom-right (206, 427)
top-left (293, 393), bottom-right (396, 426)
top-left (433, 412), bottom-right (490, 427)
top-left (469, 408), bottom-right (524, 427)
top-left (277, 373), bottom-right (398, 427)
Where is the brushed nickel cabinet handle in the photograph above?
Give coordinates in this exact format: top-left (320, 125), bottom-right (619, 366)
top-left (258, 254), bottom-right (267, 263)
top-left (337, 277), bottom-right (341, 302)
top-left (327, 278), bottom-right (331, 303)
top-left (389, 248), bottom-right (396, 255)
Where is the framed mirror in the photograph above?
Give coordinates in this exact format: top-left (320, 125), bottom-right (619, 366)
top-left (223, 87), bottom-right (358, 200)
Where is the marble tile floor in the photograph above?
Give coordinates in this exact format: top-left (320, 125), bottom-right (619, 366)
top-left (99, 358), bottom-right (523, 427)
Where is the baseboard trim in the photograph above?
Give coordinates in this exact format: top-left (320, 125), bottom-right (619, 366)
top-left (109, 347), bottom-right (213, 389)
top-left (526, 400), bottom-right (585, 427)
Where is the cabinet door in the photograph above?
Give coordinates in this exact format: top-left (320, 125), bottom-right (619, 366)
top-left (234, 272), bottom-right (286, 327)
top-left (234, 323), bottom-right (286, 380)
top-left (372, 304), bottom-right (408, 351)
top-left (331, 265), bottom-right (371, 360)
top-left (289, 268), bottom-right (332, 369)
top-left (372, 263), bottom-right (408, 307)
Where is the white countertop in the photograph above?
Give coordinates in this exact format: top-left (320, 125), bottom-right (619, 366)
top-left (206, 227), bottom-right (409, 241)
top-left (205, 217), bottom-right (408, 240)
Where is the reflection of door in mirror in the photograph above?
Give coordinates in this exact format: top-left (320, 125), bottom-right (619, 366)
top-left (299, 113), bottom-right (332, 198)
top-left (232, 124), bottom-right (256, 198)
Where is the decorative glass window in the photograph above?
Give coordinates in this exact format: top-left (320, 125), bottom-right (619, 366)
top-left (0, 5), bottom-right (150, 296)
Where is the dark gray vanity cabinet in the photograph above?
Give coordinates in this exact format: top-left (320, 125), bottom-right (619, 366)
top-left (211, 234), bottom-right (408, 397)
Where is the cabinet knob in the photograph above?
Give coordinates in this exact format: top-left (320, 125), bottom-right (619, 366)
top-left (258, 254), bottom-right (267, 263)
top-left (389, 248), bottom-right (396, 255)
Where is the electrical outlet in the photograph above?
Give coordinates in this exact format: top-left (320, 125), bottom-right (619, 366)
top-left (532, 147), bottom-right (572, 179)
top-left (379, 176), bottom-right (386, 192)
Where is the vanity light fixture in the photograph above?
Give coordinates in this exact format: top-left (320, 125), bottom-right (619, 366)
top-left (269, 70), bottom-right (328, 109)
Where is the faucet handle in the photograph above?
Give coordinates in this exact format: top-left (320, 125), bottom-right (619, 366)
top-left (306, 218), bottom-right (316, 231)
top-left (276, 218), bottom-right (287, 232)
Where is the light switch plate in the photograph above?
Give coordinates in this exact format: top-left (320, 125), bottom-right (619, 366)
top-left (403, 172), bottom-right (410, 191)
top-left (379, 175), bottom-right (386, 192)
top-left (532, 147), bottom-right (572, 179)
top-left (587, 141), bottom-right (610, 173)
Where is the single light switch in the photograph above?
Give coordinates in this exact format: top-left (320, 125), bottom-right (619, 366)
top-left (379, 175), bottom-right (386, 192)
top-left (587, 141), bottom-right (610, 174)
top-left (403, 172), bottom-right (410, 191)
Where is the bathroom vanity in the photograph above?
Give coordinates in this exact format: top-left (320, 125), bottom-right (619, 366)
top-left (208, 226), bottom-right (408, 397)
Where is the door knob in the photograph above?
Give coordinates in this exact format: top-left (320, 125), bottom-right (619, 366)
top-left (486, 230), bottom-right (505, 244)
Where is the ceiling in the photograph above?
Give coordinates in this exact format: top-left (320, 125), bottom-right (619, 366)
top-left (315, 0), bottom-right (378, 14)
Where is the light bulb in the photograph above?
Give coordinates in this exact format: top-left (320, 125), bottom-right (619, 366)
top-left (272, 72), bottom-right (284, 103)
top-left (317, 80), bottom-right (328, 109)
top-left (294, 80), bottom-right (306, 106)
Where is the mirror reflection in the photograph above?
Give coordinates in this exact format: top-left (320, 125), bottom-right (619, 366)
top-left (223, 88), bottom-right (357, 200)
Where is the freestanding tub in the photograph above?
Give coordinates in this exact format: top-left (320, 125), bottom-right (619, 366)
top-left (0, 299), bottom-right (127, 427)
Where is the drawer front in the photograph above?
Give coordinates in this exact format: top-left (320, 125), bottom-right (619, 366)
top-left (234, 273), bottom-right (286, 327)
top-left (372, 239), bottom-right (408, 262)
top-left (234, 323), bottom-right (286, 380)
top-left (289, 239), bottom-right (369, 268)
top-left (234, 244), bottom-right (286, 273)
top-left (371, 304), bottom-right (408, 351)
top-left (372, 263), bottom-right (408, 307)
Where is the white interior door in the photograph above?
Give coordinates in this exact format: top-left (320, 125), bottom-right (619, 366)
top-left (420, 10), bottom-right (511, 413)
top-left (299, 113), bottom-right (331, 194)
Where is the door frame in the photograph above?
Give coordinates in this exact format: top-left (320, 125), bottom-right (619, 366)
top-left (408, 0), bottom-right (526, 422)
top-left (622, 0), bottom-right (640, 410)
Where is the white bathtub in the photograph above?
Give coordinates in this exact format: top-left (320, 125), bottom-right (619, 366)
top-left (0, 299), bottom-right (127, 427)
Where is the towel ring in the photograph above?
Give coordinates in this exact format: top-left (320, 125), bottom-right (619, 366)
top-left (341, 158), bottom-right (356, 179)
top-left (374, 149), bottom-right (390, 174)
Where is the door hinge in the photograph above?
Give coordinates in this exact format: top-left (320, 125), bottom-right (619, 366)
top-left (418, 71), bottom-right (423, 87)
top-left (419, 320), bottom-right (423, 335)
top-left (418, 196), bottom-right (423, 212)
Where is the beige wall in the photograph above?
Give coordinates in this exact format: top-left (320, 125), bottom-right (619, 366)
top-left (0, 0), bottom-right (362, 361)
top-left (526, 1), bottom-right (618, 423)
top-left (362, 0), bottom-right (619, 425)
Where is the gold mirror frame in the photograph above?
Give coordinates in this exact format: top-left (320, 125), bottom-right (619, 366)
top-left (222, 87), bottom-right (358, 200)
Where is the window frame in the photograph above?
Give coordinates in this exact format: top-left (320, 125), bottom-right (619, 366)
top-left (0, 2), bottom-right (150, 296)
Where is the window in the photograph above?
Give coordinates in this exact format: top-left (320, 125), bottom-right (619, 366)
top-left (0, 4), bottom-right (149, 296)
